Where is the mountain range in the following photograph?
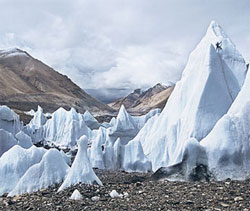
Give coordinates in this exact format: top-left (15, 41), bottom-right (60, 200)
top-left (0, 48), bottom-right (176, 119)
top-left (109, 83), bottom-right (174, 115)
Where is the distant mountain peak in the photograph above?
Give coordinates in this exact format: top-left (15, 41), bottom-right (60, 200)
top-left (151, 83), bottom-right (167, 90)
top-left (153, 83), bottom-right (164, 88)
top-left (132, 88), bottom-right (143, 95)
top-left (139, 83), bottom-right (167, 99)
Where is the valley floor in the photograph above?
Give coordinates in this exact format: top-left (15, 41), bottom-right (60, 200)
top-left (0, 170), bottom-right (249, 210)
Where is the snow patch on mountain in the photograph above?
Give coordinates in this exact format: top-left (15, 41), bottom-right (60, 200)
top-left (0, 48), bottom-right (29, 58)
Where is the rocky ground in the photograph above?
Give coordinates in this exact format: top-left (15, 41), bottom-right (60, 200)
top-left (0, 170), bottom-right (249, 210)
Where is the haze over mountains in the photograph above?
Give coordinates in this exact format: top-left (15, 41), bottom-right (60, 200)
top-left (0, 48), bottom-right (114, 116)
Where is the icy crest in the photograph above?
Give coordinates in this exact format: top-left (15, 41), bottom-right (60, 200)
top-left (111, 105), bottom-right (138, 134)
top-left (87, 105), bottom-right (153, 172)
top-left (0, 105), bottom-right (22, 135)
top-left (0, 106), bottom-right (19, 121)
top-left (109, 105), bottom-right (139, 144)
top-left (24, 106), bottom-right (47, 143)
top-left (133, 108), bottom-right (161, 130)
top-left (90, 127), bottom-right (106, 169)
top-left (29, 106), bottom-right (47, 128)
top-left (198, 20), bottom-right (247, 97)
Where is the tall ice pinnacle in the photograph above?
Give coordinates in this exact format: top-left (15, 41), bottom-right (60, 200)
top-left (130, 21), bottom-right (248, 171)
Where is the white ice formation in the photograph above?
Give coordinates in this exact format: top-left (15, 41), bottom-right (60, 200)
top-left (43, 107), bottom-right (91, 148)
top-left (130, 20), bottom-right (247, 171)
top-left (8, 149), bottom-right (69, 196)
top-left (0, 105), bottom-right (22, 135)
top-left (70, 189), bottom-right (83, 200)
top-left (83, 110), bottom-right (100, 130)
top-left (0, 20), bottom-right (249, 199)
top-left (201, 67), bottom-right (250, 180)
top-left (58, 135), bottom-right (102, 192)
top-left (15, 131), bottom-right (33, 149)
top-left (0, 129), bottom-right (17, 157)
top-left (0, 145), bottom-right (46, 195)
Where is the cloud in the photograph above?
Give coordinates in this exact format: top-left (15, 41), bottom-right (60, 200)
top-left (0, 0), bottom-right (249, 99)
top-left (93, 43), bottom-right (185, 89)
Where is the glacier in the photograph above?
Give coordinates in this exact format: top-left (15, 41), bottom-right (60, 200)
top-left (0, 20), bottom-right (249, 198)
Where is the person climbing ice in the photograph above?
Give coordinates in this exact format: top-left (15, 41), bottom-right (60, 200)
top-left (216, 41), bottom-right (222, 51)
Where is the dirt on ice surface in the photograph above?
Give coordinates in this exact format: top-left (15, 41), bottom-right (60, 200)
top-left (0, 170), bottom-right (249, 210)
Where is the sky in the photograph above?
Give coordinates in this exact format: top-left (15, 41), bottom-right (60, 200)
top-left (0, 0), bottom-right (249, 102)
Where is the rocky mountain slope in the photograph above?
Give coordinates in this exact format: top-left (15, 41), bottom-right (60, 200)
top-left (0, 48), bottom-right (114, 115)
top-left (109, 83), bottom-right (174, 115)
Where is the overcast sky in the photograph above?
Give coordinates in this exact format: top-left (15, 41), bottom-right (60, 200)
top-left (0, 0), bottom-right (249, 102)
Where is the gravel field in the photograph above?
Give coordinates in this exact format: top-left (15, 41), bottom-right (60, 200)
top-left (0, 170), bottom-right (249, 210)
